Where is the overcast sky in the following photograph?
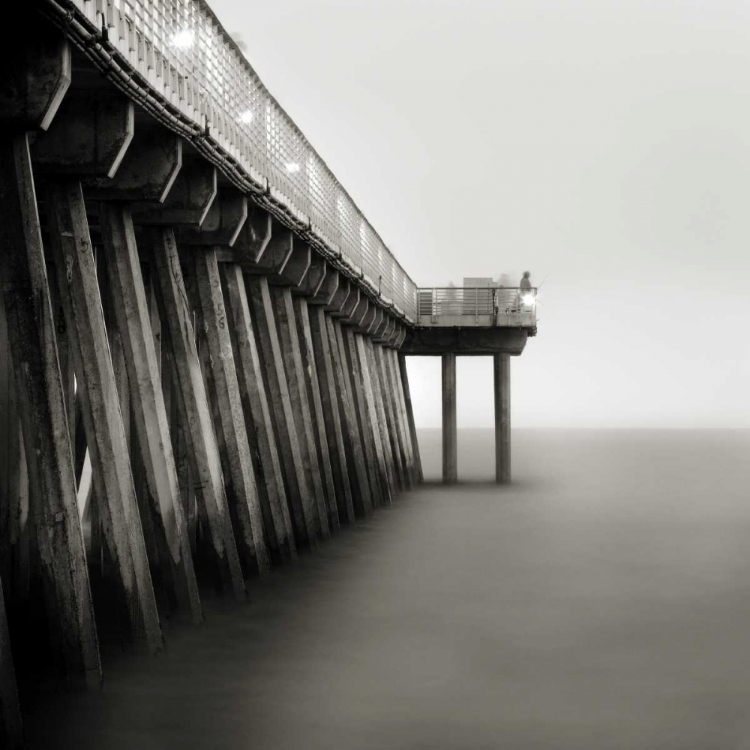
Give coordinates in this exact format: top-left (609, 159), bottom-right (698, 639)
top-left (211, 0), bottom-right (750, 428)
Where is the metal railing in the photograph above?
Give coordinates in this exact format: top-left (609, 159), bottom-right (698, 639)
top-left (417, 287), bottom-right (537, 328)
top-left (51, 0), bottom-right (419, 320)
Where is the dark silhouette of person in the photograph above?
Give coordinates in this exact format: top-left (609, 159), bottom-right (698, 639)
top-left (520, 271), bottom-right (532, 291)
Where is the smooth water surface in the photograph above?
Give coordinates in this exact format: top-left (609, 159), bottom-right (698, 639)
top-left (25, 430), bottom-right (750, 749)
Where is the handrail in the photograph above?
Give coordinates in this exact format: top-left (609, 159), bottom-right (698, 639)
top-left (417, 287), bottom-right (537, 328)
top-left (40, 0), bottom-right (419, 321)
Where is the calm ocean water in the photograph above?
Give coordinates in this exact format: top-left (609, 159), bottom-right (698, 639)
top-left (25, 429), bottom-right (750, 749)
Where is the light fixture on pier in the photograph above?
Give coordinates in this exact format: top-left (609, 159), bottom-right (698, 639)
top-left (170, 29), bottom-right (195, 50)
top-left (238, 110), bottom-right (254, 124)
top-left (286, 162), bottom-right (300, 173)
top-left (521, 293), bottom-right (536, 307)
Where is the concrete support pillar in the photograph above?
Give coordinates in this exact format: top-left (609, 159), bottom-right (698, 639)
top-left (193, 249), bottom-right (270, 577)
top-left (270, 286), bottom-right (329, 540)
top-left (294, 297), bottom-right (340, 532)
top-left (494, 353), bottom-right (511, 484)
top-left (398, 353), bottom-right (423, 483)
top-left (0, 135), bottom-right (100, 687)
top-left (47, 179), bottom-right (163, 654)
top-left (148, 228), bottom-right (246, 603)
top-left (442, 353), bottom-right (457, 484)
top-left (373, 343), bottom-right (407, 491)
top-left (99, 204), bottom-right (202, 625)
top-left (384, 349), bottom-right (413, 489)
top-left (247, 276), bottom-right (317, 549)
top-left (327, 317), bottom-right (372, 518)
top-left (221, 265), bottom-right (296, 563)
top-left (309, 308), bottom-right (355, 525)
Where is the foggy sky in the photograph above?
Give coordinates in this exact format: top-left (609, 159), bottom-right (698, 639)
top-left (210, 0), bottom-right (750, 428)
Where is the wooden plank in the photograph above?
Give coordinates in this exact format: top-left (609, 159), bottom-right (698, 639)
top-left (338, 324), bottom-right (383, 507)
top-left (270, 286), bottom-right (329, 540)
top-left (398, 352), bottom-right (423, 483)
top-left (222, 265), bottom-right (296, 563)
top-left (100, 204), bottom-right (202, 623)
top-left (294, 297), bottom-right (339, 532)
top-left (0, 576), bottom-right (22, 748)
top-left (46, 179), bottom-right (162, 653)
top-left (309, 307), bottom-right (355, 525)
top-left (193, 249), bottom-right (270, 577)
top-left (325, 315), bottom-right (371, 518)
top-left (356, 334), bottom-right (393, 504)
top-left (246, 276), bottom-right (317, 548)
top-left (147, 228), bottom-right (246, 602)
top-left (0, 135), bottom-right (100, 686)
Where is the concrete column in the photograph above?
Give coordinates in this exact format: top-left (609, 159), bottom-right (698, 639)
top-left (442, 353), bottom-right (457, 484)
top-left (0, 576), bottom-right (22, 748)
top-left (398, 353), bottom-right (423, 483)
top-left (494, 353), bottom-right (511, 484)
top-left (373, 343), bottom-right (407, 491)
top-left (384, 349), bottom-right (413, 489)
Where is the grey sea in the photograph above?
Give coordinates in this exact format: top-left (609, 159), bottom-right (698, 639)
top-left (25, 429), bottom-right (750, 749)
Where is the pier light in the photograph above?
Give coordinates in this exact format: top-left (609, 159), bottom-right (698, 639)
top-left (170, 29), bottom-right (195, 50)
top-left (238, 110), bottom-right (254, 124)
top-left (286, 162), bottom-right (301, 173)
top-left (521, 293), bottom-right (536, 307)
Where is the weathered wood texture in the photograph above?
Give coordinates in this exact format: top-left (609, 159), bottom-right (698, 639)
top-left (398, 353), bottom-right (423, 482)
top-left (221, 265), bottom-right (296, 562)
top-left (309, 308), bottom-right (355, 525)
top-left (100, 204), bottom-right (202, 623)
top-left (294, 297), bottom-right (339, 532)
top-left (441, 353), bottom-right (457, 484)
top-left (193, 249), bottom-right (269, 577)
top-left (325, 316), bottom-right (371, 518)
top-left (0, 135), bottom-right (101, 686)
top-left (270, 287), bottom-right (328, 539)
top-left (148, 228), bottom-right (246, 602)
top-left (46, 179), bottom-right (162, 653)
top-left (246, 276), bottom-right (317, 548)
top-left (0, 576), bottom-right (22, 748)
top-left (494, 353), bottom-right (511, 484)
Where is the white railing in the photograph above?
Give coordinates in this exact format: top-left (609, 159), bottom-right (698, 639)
top-left (52, 0), bottom-right (419, 320)
top-left (417, 287), bottom-right (537, 328)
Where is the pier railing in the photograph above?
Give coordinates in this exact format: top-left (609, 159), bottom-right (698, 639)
top-left (50, 0), bottom-right (419, 321)
top-left (417, 287), bottom-right (537, 328)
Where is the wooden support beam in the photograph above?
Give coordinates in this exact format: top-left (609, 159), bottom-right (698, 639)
top-left (0, 17), bottom-right (70, 131)
top-left (0, 135), bottom-right (101, 687)
top-left (178, 188), bottom-right (247, 247)
top-left (46, 179), bottom-right (162, 653)
top-left (0, 576), bottom-right (22, 749)
top-left (385, 348), bottom-right (415, 489)
top-left (442, 353), bottom-right (457, 485)
top-left (132, 159), bottom-right (217, 226)
top-left (325, 315), bottom-right (372, 518)
top-left (294, 297), bottom-right (340, 532)
top-left (31, 91), bottom-right (133, 178)
top-left (270, 287), bottom-right (329, 540)
top-left (193, 249), bottom-right (270, 577)
top-left (221, 265), bottom-right (296, 563)
top-left (99, 204), bottom-right (202, 624)
top-left (361, 337), bottom-right (397, 499)
top-left (84, 128), bottom-right (181, 202)
top-left (147, 228), bottom-right (246, 602)
top-left (309, 308), bottom-right (355, 525)
top-left (373, 342), bottom-right (407, 491)
top-left (246, 276), bottom-right (317, 548)
top-left (398, 353), bottom-right (423, 483)
top-left (339, 325), bottom-right (384, 506)
top-left (494, 353), bottom-right (511, 485)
